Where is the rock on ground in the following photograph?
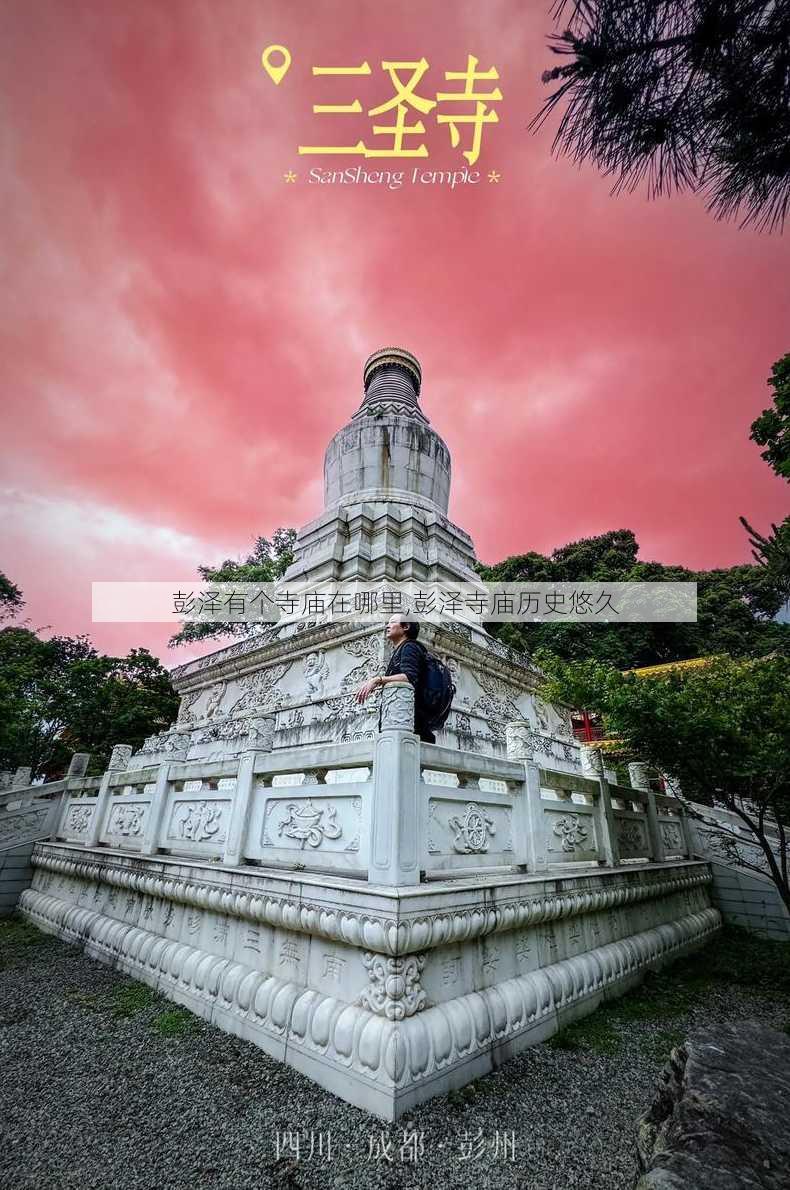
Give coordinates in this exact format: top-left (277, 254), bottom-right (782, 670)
top-left (635, 1021), bottom-right (790, 1190)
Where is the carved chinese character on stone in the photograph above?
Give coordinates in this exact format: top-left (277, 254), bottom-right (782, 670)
top-left (514, 932), bottom-right (532, 963)
top-left (441, 956), bottom-right (461, 985)
top-left (244, 927), bottom-right (261, 952)
top-left (279, 938), bottom-right (302, 968)
top-left (176, 801), bottom-right (225, 843)
top-left (481, 941), bottom-right (500, 971)
top-left (323, 954), bottom-right (346, 982)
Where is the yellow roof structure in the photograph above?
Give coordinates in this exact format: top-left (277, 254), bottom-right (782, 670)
top-left (581, 737), bottom-right (622, 751)
top-left (624, 656), bottom-right (719, 678)
top-left (578, 656), bottom-right (723, 751)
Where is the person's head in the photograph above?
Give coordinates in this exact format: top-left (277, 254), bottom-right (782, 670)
top-left (385, 615), bottom-right (419, 644)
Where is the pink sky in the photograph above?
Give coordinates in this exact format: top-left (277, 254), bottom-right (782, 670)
top-left (2, 1), bottom-right (788, 665)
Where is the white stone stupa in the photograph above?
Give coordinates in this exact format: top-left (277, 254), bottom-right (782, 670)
top-left (21, 347), bottom-right (719, 1120)
top-left (136, 347), bottom-right (578, 772)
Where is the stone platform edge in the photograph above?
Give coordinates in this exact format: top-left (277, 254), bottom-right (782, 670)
top-left (29, 843), bottom-right (713, 952)
top-left (20, 845), bottom-right (720, 1119)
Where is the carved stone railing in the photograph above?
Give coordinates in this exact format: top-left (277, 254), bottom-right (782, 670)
top-left (503, 723), bottom-right (694, 875)
top-left (35, 692), bottom-right (697, 887)
top-left (419, 745), bottom-right (526, 877)
top-left (55, 723), bottom-right (377, 876)
top-left (0, 754), bottom-right (97, 852)
top-left (0, 793), bottom-right (63, 851)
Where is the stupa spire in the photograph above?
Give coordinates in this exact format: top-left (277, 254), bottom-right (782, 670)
top-left (352, 347), bottom-right (429, 424)
top-left (283, 346), bottom-right (479, 585)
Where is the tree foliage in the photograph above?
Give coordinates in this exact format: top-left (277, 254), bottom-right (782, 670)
top-left (740, 515), bottom-right (790, 605)
top-left (740, 353), bottom-right (790, 604)
top-left (749, 352), bottom-right (790, 480)
top-left (0, 571), bottom-right (24, 624)
top-left (169, 531), bottom-right (296, 648)
top-left (538, 651), bottom-right (790, 910)
top-left (0, 627), bottom-right (178, 780)
top-left (478, 528), bottom-right (789, 668)
top-left (534, 0), bottom-right (790, 230)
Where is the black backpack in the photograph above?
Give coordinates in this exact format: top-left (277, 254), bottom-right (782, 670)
top-left (416, 643), bottom-right (456, 730)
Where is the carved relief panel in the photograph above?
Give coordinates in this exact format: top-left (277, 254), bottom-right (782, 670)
top-left (261, 794), bottom-right (363, 854)
top-left (104, 801), bottom-right (149, 840)
top-left (63, 802), bottom-right (94, 837)
top-left (165, 797), bottom-right (232, 849)
top-left (246, 786), bottom-right (368, 871)
top-left (426, 795), bottom-right (514, 868)
top-left (544, 809), bottom-right (598, 861)
top-left (616, 817), bottom-right (649, 857)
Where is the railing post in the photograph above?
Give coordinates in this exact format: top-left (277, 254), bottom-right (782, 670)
top-left (67, 753), bottom-right (90, 780)
top-left (629, 761), bottom-right (665, 862)
top-left (368, 682), bottom-right (421, 886)
top-left (581, 744), bottom-right (620, 867)
top-left (141, 761), bottom-right (172, 856)
top-left (679, 809), bottom-right (696, 858)
top-left (506, 720), bottom-right (547, 873)
top-left (12, 766), bottom-right (32, 789)
top-left (224, 717), bottom-right (275, 867)
top-left (86, 744), bottom-right (133, 848)
top-left (50, 752), bottom-right (93, 837)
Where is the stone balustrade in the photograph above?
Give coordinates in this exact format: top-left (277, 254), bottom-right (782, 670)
top-left (33, 689), bottom-right (695, 885)
top-left (13, 693), bottom-right (713, 1120)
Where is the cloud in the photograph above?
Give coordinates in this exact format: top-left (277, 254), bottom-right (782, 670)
top-left (1, 0), bottom-right (788, 658)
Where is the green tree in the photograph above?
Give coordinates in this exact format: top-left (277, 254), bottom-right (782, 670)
top-left (477, 529), bottom-right (789, 668)
top-left (0, 629), bottom-right (95, 778)
top-left (0, 571), bottom-right (24, 623)
top-left (533, 1), bottom-right (790, 230)
top-left (740, 353), bottom-right (790, 603)
top-left (749, 353), bottom-right (790, 480)
top-left (169, 530), bottom-right (296, 648)
top-left (740, 515), bottom-right (790, 605)
top-left (0, 628), bottom-right (178, 779)
top-left (538, 652), bottom-right (790, 911)
top-left (62, 648), bottom-right (179, 770)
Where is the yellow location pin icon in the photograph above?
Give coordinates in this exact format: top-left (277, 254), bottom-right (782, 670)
top-left (261, 45), bottom-right (291, 86)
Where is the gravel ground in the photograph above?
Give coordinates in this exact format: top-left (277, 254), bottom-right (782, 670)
top-left (1, 919), bottom-right (788, 1190)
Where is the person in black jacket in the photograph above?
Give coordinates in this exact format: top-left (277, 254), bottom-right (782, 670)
top-left (355, 616), bottom-right (436, 743)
